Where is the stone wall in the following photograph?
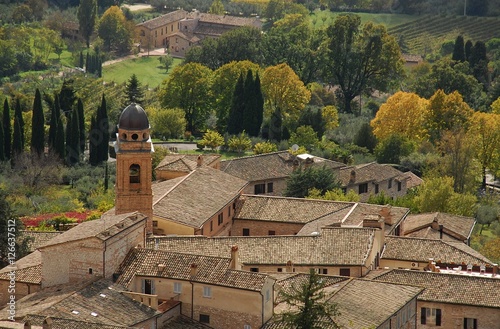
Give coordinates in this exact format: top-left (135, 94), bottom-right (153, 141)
top-left (230, 219), bottom-right (304, 236)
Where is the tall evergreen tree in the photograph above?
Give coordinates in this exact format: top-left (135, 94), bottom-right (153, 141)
top-left (253, 73), bottom-right (264, 136)
top-left (465, 40), bottom-right (473, 62)
top-left (48, 94), bottom-right (60, 151)
top-left (12, 117), bottom-right (23, 157)
top-left (125, 74), bottom-right (144, 104)
top-left (227, 73), bottom-right (246, 135)
top-left (85, 52), bottom-right (90, 72)
top-left (66, 107), bottom-right (80, 165)
top-left (55, 112), bottom-right (65, 161)
top-left (470, 41), bottom-right (489, 88)
top-left (59, 80), bottom-right (76, 118)
top-left (452, 35), bottom-right (465, 62)
top-left (89, 115), bottom-right (98, 166)
top-left (77, 98), bottom-right (85, 153)
top-left (0, 118), bottom-right (5, 161)
top-left (79, 51), bottom-right (84, 68)
top-left (96, 94), bottom-right (109, 164)
top-left (269, 108), bottom-right (283, 141)
top-left (78, 0), bottom-right (97, 48)
top-left (31, 88), bottom-right (45, 156)
top-left (14, 98), bottom-right (24, 152)
top-left (2, 99), bottom-right (11, 161)
top-left (242, 70), bottom-right (256, 136)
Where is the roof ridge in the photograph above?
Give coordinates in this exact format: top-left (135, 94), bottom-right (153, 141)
top-left (221, 150), bottom-right (289, 162)
top-left (138, 246), bottom-right (232, 262)
top-left (152, 170), bottom-right (194, 207)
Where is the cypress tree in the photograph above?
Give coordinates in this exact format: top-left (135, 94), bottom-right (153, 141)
top-left (85, 52), bottom-right (90, 73)
top-left (96, 94), bottom-right (109, 164)
top-left (89, 115), bottom-right (97, 166)
top-left (31, 88), bottom-right (45, 156)
top-left (79, 51), bottom-right (84, 68)
top-left (55, 112), bottom-right (65, 161)
top-left (0, 119), bottom-right (4, 161)
top-left (3, 99), bottom-right (11, 161)
top-left (59, 80), bottom-right (76, 118)
top-left (470, 41), bottom-right (489, 88)
top-left (48, 94), bottom-right (59, 150)
top-left (12, 116), bottom-right (23, 157)
top-left (77, 98), bottom-right (85, 152)
top-left (254, 73), bottom-right (264, 136)
top-left (452, 35), bottom-right (465, 62)
top-left (269, 108), bottom-right (283, 141)
top-left (66, 107), bottom-right (80, 165)
top-left (242, 70), bottom-right (256, 136)
top-left (14, 98), bottom-right (24, 152)
top-left (227, 73), bottom-right (245, 135)
top-left (465, 40), bottom-right (473, 62)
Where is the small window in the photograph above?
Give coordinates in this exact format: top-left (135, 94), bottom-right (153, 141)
top-left (210, 221), bottom-right (213, 231)
top-left (153, 221), bottom-right (158, 227)
top-left (171, 24), bottom-right (173, 32)
top-left (174, 282), bottom-right (181, 294)
top-left (277, 268), bottom-right (283, 272)
top-left (421, 307), bottom-right (441, 326)
top-left (244, 325), bottom-right (252, 329)
top-left (199, 314), bottom-right (210, 323)
top-left (388, 179), bottom-right (392, 189)
top-left (268, 230), bottom-right (276, 236)
top-left (322, 268), bottom-right (328, 274)
top-left (267, 182), bottom-right (274, 193)
top-left (250, 268), bottom-right (259, 272)
top-left (398, 181), bottom-right (402, 191)
top-left (88, 268), bottom-right (93, 274)
top-left (228, 206), bottom-right (231, 217)
top-left (339, 268), bottom-right (350, 276)
top-left (243, 228), bottom-right (250, 236)
top-left (464, 318), bottom-right (477, 329)
top-left (142, 279), bottom-right (154, 295)
top-left (374, 184), bottom-right (379, 194)
top-left (359, 183), bottom-right (368, 194)
top-left (218, 213), bottom-right (223, 225)
top-left (254, 183), bottom-right (265, 194)
top-left (129, 164), bottom-right (140, 183)
top-left (203, 286), bottom-right (211, 298)
top-left (155, 31), bottom-right (157, 37)
top-left (161, 28), bottom-right (163, 35)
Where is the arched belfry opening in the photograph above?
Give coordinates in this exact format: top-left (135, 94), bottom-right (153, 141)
top-left (114, 103), bottom-right (154, 233)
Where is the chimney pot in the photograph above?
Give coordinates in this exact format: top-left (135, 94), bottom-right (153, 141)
top-left (190, 263), bottom-right (198, 277)
top-left (493, 264), bottom-right (498, 277)
top-left (286, 260), bottom-right (294, 273)
top-left (230, 245), bottom-right (241, 270)
top-left (197, 155), bottom-right (203, 167)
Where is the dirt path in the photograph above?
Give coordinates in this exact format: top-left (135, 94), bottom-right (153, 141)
top-left (102, 48), bottom-right (166, 66)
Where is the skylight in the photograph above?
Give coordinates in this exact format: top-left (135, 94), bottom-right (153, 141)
top-left (71, 310), bottom-right (79, 315)
top-left (90, 312), bottom-right (98, 317)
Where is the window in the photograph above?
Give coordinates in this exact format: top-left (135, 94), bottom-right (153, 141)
top-left (210, 221), bottom-right (213, 231)
top-left (243, 228), bottom-right (250, 236)
top-left (161, 28), bottom-right (163, 35)
top-left (388, 179), bottom-right (392, 189)
top-left (129, 164), bottom-right (141, 183)
top-left (171, 24), bottom-right (173, 32)
top-left (254, 183), bottom-right (265, 194)
top-left (277, 268), bottom-right (283, 272)
top-left (250, 267), bottom-right (259, 272)
top-left (218, 213), bottom-right (223, 225)
top-left (88, 268), bottom-right (93, 274)
top-left (359, 183), bottom-right (368, 194)
top-left (421, 308), bottom-right (441, 326)
top-left (228, 206), bottom-right (231, 217)
top-left (267, 182), bottom-right (274, 193)
top-left (322, 268), bottom-right (328, 274)
top-left (203, 286), bottom-right (212, 298)
top-left (244, 325), bottom-right (251, 329)
top-left (464, 318), bottom-right (477, 329)
top-left (199, 314), bottom-right (210, 324)
top-left (339, 268), bottom-right (350, 276)
top-left (375, 184), bottom-right (379, 194)
top-left (268, 230), bottom-right (276, 236)
top-left (398, 181), bottom-right (402, 191)
top-left (142, 279), bottom-right (154, 295)
top-left (173, 282), bottom-right (181, 294)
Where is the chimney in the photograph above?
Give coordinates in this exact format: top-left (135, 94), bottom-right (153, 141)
top-left (349, 170), bottom-right (356, 184)
top-left (493, 264), bottom-right (498, 277)
top-left (363, 215), bottom-right (385, 253)
top-left (190, 263), bottom-right (198, 278)
top-left (379, 205), bottom-right (394, 225)
top-left (286, 260), bottom-right (294, 273)
top-left (230, 245), bottom-right (241, 270)
top-left (197, 155), bottom-right (203, 167)
top-left (23, 321), bottom-right (32, 329)
top-left (439, 224), bottom-right (444, 239)
top-left (158, 264), bottom-right (166, 271)
top-left (42, 318), bottom-right (52, 329)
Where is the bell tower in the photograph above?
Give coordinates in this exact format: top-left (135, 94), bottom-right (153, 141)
top-left (114, 103), bottom-right (154, 233)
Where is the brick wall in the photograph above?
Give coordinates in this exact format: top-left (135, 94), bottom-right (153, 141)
top-left (230, 219), bottom-right (304, 236)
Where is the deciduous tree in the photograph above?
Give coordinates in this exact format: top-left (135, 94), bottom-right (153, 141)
top-left (149, 107), bottom-right (186, 139)
top-left (98, 6), bottom-right (134, 53)
top-left (159, 63), bottom-right (213, 133)
top-left (284, 165), bottom-right (339, 198)
top-left (323, 14), bottom-right (404, 114)
top-left (200, 129), bottom-right (224, 151)
top-left (228, 131), bottom-right (252, 154)
top-left (370, 91), bottom-right (429, 143)
top-left (208, 0), bottom-right (225, 15)
top-left (78, 0), bottom-right (97, 48)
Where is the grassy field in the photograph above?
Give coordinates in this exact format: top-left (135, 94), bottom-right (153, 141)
top-left (102, 56), bottom-right (182, 88)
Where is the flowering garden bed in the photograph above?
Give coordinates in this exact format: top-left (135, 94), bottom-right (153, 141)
top-left (21, 210), bottom-right (102, 230)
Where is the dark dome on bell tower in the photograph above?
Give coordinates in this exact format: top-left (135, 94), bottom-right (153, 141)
top-left (118, 103), bottom-right (150, 130)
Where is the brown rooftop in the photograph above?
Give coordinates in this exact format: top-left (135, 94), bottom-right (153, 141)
top-left (373, 269), bottom-right (500, 308)
top-left (339, 162), bottom-right (408, 186)
top-left (404, 212), bottom-right (475, 241)
top-left (138, 10), bottom-right (187, 30)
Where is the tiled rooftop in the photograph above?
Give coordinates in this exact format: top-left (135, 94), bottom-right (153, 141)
top-left (403, 212), bottom-right (475, 241)
top-left (382, 236), bottom-right (493, 265)
top-left (152, 166), bottom-right (248, 228)
top-left (188, 12), bottom-right (259, 27)
top-left (138, 10), bottom-right (187, 30)
top-left (328, 279), bottom-right (423, 328)
top-left (147, 227), bottom-right (376, 266)
top-left (155, 154), bottom-right (220, 173)
top-left (0, 250), bottom-right (42, 285)
top-left (38, 212), bottom-right (146, 249)
top-left (19, 231), bottom-right (62, 252)
top-left (339, 162), bottom-right (408, 186)
top-left (274, 273), bottom-right (349, 300)
top-left (402, 171), bottom-right (423, 189)
top-left (220, 151), bottom-right (344, 182)
top-left (235, 194), bottom-right (353, 224)
top-left (160, 315), bottom-right (212, 329)
top-left (22, 314), bottom-right (127, 329)
top-left (373, 269), bottom-right (500, 308)
top-left (116, 248), bottom-right (271, 291)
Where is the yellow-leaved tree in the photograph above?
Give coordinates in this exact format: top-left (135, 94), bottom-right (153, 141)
top-left (370, 91), bottom-right (429, 143)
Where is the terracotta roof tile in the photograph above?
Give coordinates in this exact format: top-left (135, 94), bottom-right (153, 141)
top-left (404, 212), bottom-right (475, 241)
top-left (373, 269), bottom-right (500, 308)
top-left (147, 227), bottom-right (376, 266)
top-left (235, 195), bottom-right (353, 224)
top-left (138, 10), bottom-right (187, 30)
top-left (156, 154), bottom-right (220, 173)
top-left (382, 236), bottom-right (493, 265)
top-left (19, 231), bottom-right (62, 252)
top-left (339, 163), bottom-right (407, 186)
top-left (0, 251), bottom-right (42, 285)
top-left (402, 171), bottom-right (423, 189)
top-left (160, 315), bottom-right (212, 329)
top-left (188, 12), bottom-right (259, 27)
top-left (328, 279), bottom-right (423, 328)
top-left (153, 167), bottom-right (248, 228)
top-left (116, 248), bottom-right (271, 291)
top-left (22, 314), bottom-right (127, 329)
top-left (38, 212), bottom-right (146, 249)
